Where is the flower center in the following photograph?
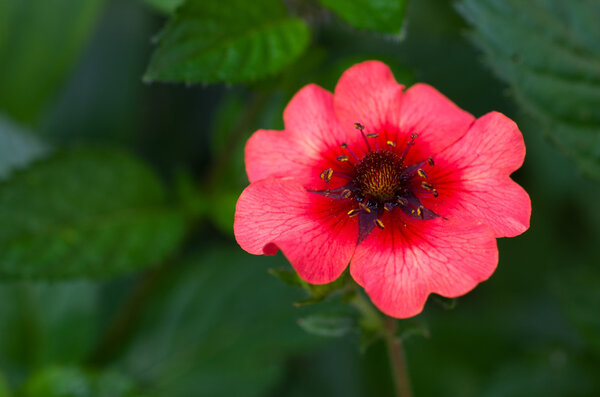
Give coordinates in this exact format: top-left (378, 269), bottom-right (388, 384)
top-left (311, 123), bottom-right (441, 245)
top-left (354, 150), bottom-right (404, 202)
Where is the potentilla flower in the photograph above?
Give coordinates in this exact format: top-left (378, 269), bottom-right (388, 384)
top-left (234, 61), bottom-right (531, 318)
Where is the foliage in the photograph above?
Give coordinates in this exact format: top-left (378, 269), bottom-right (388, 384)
top-left (457, 0), bottom-right (600, 180)
top-left (0, 0), bottom-right (105, 124)
top-left (0, 149), bottom-right (186, 278)
top-left (144, 0), bottom-right (310, 84)
top-left (319, 0), bottom-right (408, 35)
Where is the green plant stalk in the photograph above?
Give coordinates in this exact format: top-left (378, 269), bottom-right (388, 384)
top-left (384, 316), bottom-right (413, 397)
top-left (349, 290), bottom-right (413, 397)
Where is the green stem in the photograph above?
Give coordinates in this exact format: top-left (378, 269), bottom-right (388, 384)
top-left (384, 316), bottom-right (413, 397)
top-left (348, 290), bottom-right (413, 397)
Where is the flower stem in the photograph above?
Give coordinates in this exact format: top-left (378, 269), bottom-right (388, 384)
top-left (384, 316), bottom-right (413, 397)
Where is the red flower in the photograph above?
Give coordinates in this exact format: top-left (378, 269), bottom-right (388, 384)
top-left (234, 61), bottom-right (531, 318)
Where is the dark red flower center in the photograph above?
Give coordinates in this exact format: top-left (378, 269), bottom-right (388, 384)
top-left (354, 150), bottom-right (405, 202)
top-left (310, 123), bottom-right (441, 245)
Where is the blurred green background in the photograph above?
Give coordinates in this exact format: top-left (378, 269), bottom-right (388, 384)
top-left (1, 0), bottom-right (599, 396)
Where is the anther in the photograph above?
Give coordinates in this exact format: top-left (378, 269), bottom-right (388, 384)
top-left (320, 168), bottom-right (333, 182)
top-left (340, 143), bottom-right (360, 161)
top-left (398, 197), bottom-right (408, 206)
top-left (417, 169), bottom-right (428, 179)
top-left (347, 209), bottom-right (359, 217)
top-left (366, 133), bottom-right (379, 138)
top-left (410, 133), bottom-right (418, 139)
top-left (428, 156), bottom-right (435, 166)
top-left (336, 155), bottom-right (349, 162)
top-left (354, 121), bottom-right (371, 151)
top-left (432, 189), bottom-right (439, 198)
top-left (386, 141), bottom-right (396, 147)
top-left (421, 181), bottom-right (434, 190)
top-left (417, 205), bottom-right (424, 218)
top-left (359, 203), bottom-right (371, 213)
top-left (375, 219), bottom-right (385, 229)
top-left (384, 203), bottom-right (393, 211)
top-left (341, 189), bottom-right (352, 199)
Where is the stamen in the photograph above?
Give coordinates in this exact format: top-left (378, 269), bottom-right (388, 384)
top-left (432, 189), bottom-right (439, 198)
top-left (332, 170), bottom-right (353, 180)
top-left (340, 142), bottom-right (360, 161)
top-left (386, 141), bottom-right (396, 147)
top-left (366, 133), bottom-right (379, 138)
top-left (359, 203), bottom-right (371, 213)
top-left (384, 202), bottom-right (393, 211)
top-left (354, 122), bottom-right (371, 151)
top-left (347, 209), bottom-right (359, 217)
top-left (417, 205), bottom-right (424, 219)
top-left (428, 156), bottom-right (435, 166)
top-left (398, 197), bottom-right (408, 206)
top-left (341, 189), bottom-right (352, 199)
top-left (417, 169), bottom-right (428, 179)
top-left (320, 168), bottom-right (333, 182)
top-left (421, 181), bottom-right (434, 190)
top-left (410, 133), bottom-right (419, 139)
top-left (336, 155), bottom-right (349, 162)
top-left (375, 219), bottom-right (385, 229)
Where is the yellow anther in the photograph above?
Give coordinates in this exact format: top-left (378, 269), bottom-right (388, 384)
top-left (359, 203), bottom-right (371, 213)
top-left (340, 143), bottom-right (348, 149)
top-left (336, 155), bottom-right (349, 162)
top-left (354, 123), bottom-right (365, 130)
top-left (320, 168), bottom-right (333, 182)
top-left (384, 203), bottom-right (393, 211)
top-left (347, 209), bottom-right (359, 217)
top-left (417, 169), bottom-right (427, 179)
top-left (417, 205), bottom-right (424, 218)
top-left (342, 189), bottom-right (352, 199)
top-left (432, 189), bottom-right (439, 198)
top-left (421, 181), bottom-right (434, 190)
top-left (386, 140), bottom-right (396, 147)
top-left (375, 219), bottom-right (385, 229)
top-left (366, 133), bottom-right (379, 138)
top-left (428, 156), bottom-right (435, 166)
top-left (398, 198), bottom-right (408, 206)
top-left (410, 133), bottom-right (418, 139)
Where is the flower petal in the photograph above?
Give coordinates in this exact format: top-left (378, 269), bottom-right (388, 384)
top-left (350, 215), bottom-right (498, 318)
top-left (234, 178), bottom-right (357, 284)
top-left (334, 60), bottom-right (404, 133)
top-left (390, 83), bottom-right (475, 159)
top-left (427, 111), bottom-right (531, 237)
top-left (246, 84), bottom-right (352, 188)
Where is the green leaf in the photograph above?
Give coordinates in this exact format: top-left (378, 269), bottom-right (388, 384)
top-left (143, 0), bottom-right (184, 14)
top-left (456, 0), bottom-right (600, 180)
top-left (144, 0), bottom-right (310, 84)
top-left (0, 116), bottom-right (49, 181)
top-left (298, 314), bottom-right (356, 338)
top-left (0, 149), bottom-right (187, 279)
top-left (0, 0), bottom-right (105, 124)
top-left (319, 0), bottom-right (408, 35)
top-left (120, 247), bottom-right (317, 397)
top-left (21, 367), bottom-right (143, 397)
top-left (0, 281), bottom-right (99, 375)
top-left (0, 372), bottom-right (11, 397)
